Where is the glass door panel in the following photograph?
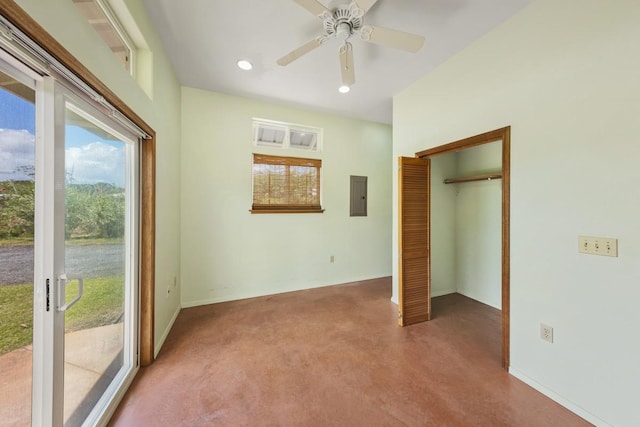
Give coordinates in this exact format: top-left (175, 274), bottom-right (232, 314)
top-left (0, 41), bottom-right (140, 426)
top-left (62, 104), bottom-right (134, 426)
top-left (0, 70), bottom-right (36, 427)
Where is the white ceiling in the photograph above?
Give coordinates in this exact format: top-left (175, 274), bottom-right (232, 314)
top-left (141, 0), bottom-right (532, 124)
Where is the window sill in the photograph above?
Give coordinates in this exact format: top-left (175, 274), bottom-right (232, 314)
top-left (250, 209), bottom-right (325, 214)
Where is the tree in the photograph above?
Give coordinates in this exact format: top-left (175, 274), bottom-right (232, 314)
top-left (65, 185), bottom-right (91, 239)
top-left (66, 183), bottom-right (124, 239)
top-left (90, 184), bottom-right (125, 238)
top-left (0, 180), bottom-right (125, 241)
top-left (0, 180), bottom-right (35, 239)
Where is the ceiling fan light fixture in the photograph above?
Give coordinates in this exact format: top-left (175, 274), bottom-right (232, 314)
top-left (279, 0), bottom-right (425, 95)
top-left (237, 59), bottom-right (253, 71)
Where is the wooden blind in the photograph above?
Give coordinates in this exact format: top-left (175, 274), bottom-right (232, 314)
top-left (251, 154), bottom-right (323, 213)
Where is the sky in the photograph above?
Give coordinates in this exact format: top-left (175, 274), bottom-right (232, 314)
top-left (0, 87), bottom-right (126, 187)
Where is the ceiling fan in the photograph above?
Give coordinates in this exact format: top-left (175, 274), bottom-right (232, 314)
top-left (277, 0), bottom-right (425, 92)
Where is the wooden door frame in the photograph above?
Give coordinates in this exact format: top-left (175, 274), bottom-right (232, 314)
top-left (415, 126), bottom-right (510, 369)
top-left (1, 2), bottom-right (156, 366)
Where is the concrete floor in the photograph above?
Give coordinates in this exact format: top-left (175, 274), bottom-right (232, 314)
top-left (0, 323), bottom-right (122, 426)
top-left (110, 278), bottom-right (590, 426)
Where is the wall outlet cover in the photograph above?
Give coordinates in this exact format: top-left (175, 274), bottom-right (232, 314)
top-left (540, 324), bottom-right (553, 343)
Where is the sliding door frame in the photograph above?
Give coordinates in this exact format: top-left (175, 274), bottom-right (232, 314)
top-left (0, 1), bottom-right (156, 366)
top-left (415, 126), bottom-right (511, 369)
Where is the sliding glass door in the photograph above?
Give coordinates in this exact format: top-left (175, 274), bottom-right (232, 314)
top-left (0, 60), bottom-right (36, 427)
top-left (60, 99), bottom-right (139, 426)
top-left (0, 49), bottom-right (139, 427)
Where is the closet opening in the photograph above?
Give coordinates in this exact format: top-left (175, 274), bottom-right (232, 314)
top-left (398, 126), bottom-right (510, 369)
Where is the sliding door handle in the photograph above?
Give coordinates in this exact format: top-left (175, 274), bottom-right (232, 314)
top-left (57, 274), bottom-right (84, 312)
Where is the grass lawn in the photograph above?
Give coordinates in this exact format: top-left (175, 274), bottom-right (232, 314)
top-left (0, 237), bottom-right (124, 247)
top-left (0, 283), bottom-right (32, 354)
top-left (0, 276), bottom-right (124, 355)
top-left (0, 237), bottom-right (34, 247)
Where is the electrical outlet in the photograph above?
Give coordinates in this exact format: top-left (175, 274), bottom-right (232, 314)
top-left (330, 255), bottom-right (334, 263)
top-left (540, 324), bottom-right (553, 343)
top-left (602, 239), bottom-right (618, 256)
top-left (578, 236), bottom-right (618, 257)
top-left (578, 236), bottom-right (589, 253)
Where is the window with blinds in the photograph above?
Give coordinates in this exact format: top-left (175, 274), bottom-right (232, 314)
top-left (251, 154), bottom-right (323, 213)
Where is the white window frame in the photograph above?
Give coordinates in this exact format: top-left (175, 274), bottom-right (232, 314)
top-left (253, 118), bottom-right (323, 152)
top-left (61, 91), bottom-right (141, 427)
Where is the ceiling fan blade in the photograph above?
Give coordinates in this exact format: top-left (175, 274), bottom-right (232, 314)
top-left (360, 25), bottom-right (425, 53)
top-left (353, 0), bottom-right (378, 14)
top-left (339, 42), bottom-right (355, 86)
top-left (293, 0), bottom-right (330, 17)
top-left (277, 37), bottom-right (325, 66)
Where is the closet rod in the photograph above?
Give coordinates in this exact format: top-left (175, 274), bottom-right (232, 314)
top-left (444, 173), bottom-right (502, 184)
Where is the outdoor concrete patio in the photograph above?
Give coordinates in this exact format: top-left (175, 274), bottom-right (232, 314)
top-left (0, 323), bottom-right (122, 426)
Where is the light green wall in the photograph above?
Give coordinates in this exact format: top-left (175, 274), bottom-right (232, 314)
top-left (180, 87), bottom-right (392, 307)
top-left (393, 0), bottom-right (640, 425)
top-left (429, 153), bottom-right (457, 297)
top-left (428, 142), bottom-right (502, 308)
top-left (455, 142), bottom-right (502, 308)
top-left (15, 0), bottom-right (183, 356)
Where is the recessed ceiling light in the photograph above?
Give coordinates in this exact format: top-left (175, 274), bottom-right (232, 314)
top-left (338, 85), bottom-right (350, 94)
top-left (237, 60), bottom-right (253, 71)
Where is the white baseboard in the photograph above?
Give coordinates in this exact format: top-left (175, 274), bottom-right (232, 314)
top-left (154, 304), bottom-right (181, 357)
top-left (182, 290), bottom-right (278, 308)
top-left (432, 289), bottom-right (456, 298)
top-left (509, 367), bottom-right (611, 427)
top-left (182, 276), bottom-right (390, 308)
top-left (390, 289), bottom-right (455, 306)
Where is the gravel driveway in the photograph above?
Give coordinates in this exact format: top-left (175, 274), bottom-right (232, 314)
top-left (0, 244), bottom-right (124, 286)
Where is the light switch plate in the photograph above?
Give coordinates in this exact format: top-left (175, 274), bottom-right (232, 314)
top-left (579, 236), bottom-right (618, 257)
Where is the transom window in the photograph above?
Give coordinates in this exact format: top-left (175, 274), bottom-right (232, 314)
top-left (253, 118), bottom-right (322, 152)
top-left (73, 0), bottom-right (135, 73)
top-left (251, 154), bottom-right (323, 214)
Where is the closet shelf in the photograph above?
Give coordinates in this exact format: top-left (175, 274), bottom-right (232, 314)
top-left (444, 172), bottom-right (502, 184)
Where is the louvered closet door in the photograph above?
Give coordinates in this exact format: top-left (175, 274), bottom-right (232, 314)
top-left (398, 157), bottom-right (430, 326)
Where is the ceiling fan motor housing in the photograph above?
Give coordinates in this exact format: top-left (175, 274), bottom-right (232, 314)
top-left (323, 4), bottom-right (364, 39)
